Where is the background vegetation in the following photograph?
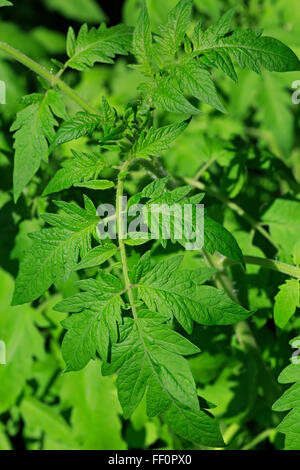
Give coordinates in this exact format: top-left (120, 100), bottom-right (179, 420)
top-left (0, 0), bottom-right (299, 450)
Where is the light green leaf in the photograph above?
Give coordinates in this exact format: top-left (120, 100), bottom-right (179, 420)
top-left (49, 112), bottom-right (102, 150)
top-left (192, 14), bottom-right (300, 81)
top-left (274, 279), bottom-right (299, 329)
top-left (262, 198), bottom-right (300, 254)
top-left (66, 23), bottom-right (132, 71)
top-left (11, 92), bottom-right (63, 202)
top-left (75, 179), bottom-right (114, 190)
top-left (66, 27), bottom-right (76, 58)
top-left (102, 312), bottom-right (224, 446)
top-left (175, 60), bottom-right (226, 112)
top-left (56, 273), bottom-right (124, 367)
top-left (20, 398), bottom-right (78, 448)
top-left (163, 401), bottom-right (224, 447)
top-left (152, 77), bottom-right (200, 115)
top-left (130, 120), bottom-right (189, 158)
top-left (0, 1), bottom-right (12, 7)
top-left (76, 243), bottom-right (118, 270)
top-left (43, 150), bottom-right (107, 196)
top-left (257, 74), bottom-right (294, 157)
top-left (12, 199), bottom-right (99, 305)
top-left (204, 216), bottom-right (244, 265)
top-left (156, 0), bottom-right (193, 56)
top-left (103, 314), bottom-right (198, 412)
top-left (293, 239), bottom-right (300, 266)
top-left (134, 254), bottom-right (251, 333)
top-left (132, 1), bottom-right (153, 74)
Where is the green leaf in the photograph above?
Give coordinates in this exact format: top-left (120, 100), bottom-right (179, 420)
top-left (134, 254), bottom-right (251, 333)
top-left (207, 7), bottom-right (235, 37)
top-left (49, 112), bottom-right (102, 150)
top-left (192, 13), bottom-right (300, 81)
top-left (156, 0), bottom-right (193, 57)
top-left (163, 401), bottom-right (224, 447)
top-left (204, 216), bottom-right (244, 265)
top-left (74, 180), bottom-right (114, 190)
top-left (132, 1), bottom-right (153, 74)
top-left (274, 279), bottom-right (299, 329)
top-left (60, 360), bottom-right (126, 450)
top-left (11, 92), bottom-right (63, 202)
top-left (273, 337), bottom-right (300, 450)
top-left (293, 239), bottom-right (300, 266)
top-left (257, 74), bottom-right (294, 158)
top-left (43, 150), bottom-right (107, 196)
top-left (0, 1), bottom-right (12, 7)
top-left (58, 274), bottom-right (124, 369)
top-left (12, 198), bottom-right (99, 305)
top-left (102, 311), bottom-right (224, 446)
top-left (141, 177), bottom-right (169, 200)
top-left (66, 23), bottom-right (132, 71)
top-left (76, 243), bottom-right (118, 270)
top-left (66, 27), bottom-right (76, 60)
top-left (175, 60), bottom-right (226, 112)
top-left (130, 120), bottom-right (189, 158)
top-left (152, 77), bottom-right (200, 115)
top-left (103, 314), bottom-right (196, 407)
top-left (262, 198), bottom-right (300, 255)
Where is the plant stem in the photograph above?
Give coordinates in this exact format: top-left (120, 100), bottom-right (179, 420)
top-left (0, 41), bottom-right (98, 115)
top-left (185, 177), bottom-right (278, 249)
top-left (116, 160), bottom-right (138, 321)
top-left (243, 255), bottom-right (300, 279)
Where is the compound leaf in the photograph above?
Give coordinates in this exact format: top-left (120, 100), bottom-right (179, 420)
top-left (43, 150), bottom-right (107, 196)
top-left (56, 273), bottom-right (124, 367)
top-left (12, 199), bottom-right (99, 305)
top-left (75, 243), bottom-right (118, 270)
top-left (175, 60), bottom-right (226, 112)
top-left (156, 0), bottom-right (193, 57)
top-left (274, 280), bottom-right (299, 329)
top-left (132, 1), bottom-right (153, 74)
top-left (50, 112), bottom-right (102, 150)
top-left (130, 120), bottom-right (189, 158)
top-left (152, 77), bottom-right (200, 115)
top-left (204, 216), bottom-right (244, 265)
top-left (66, 23), bottom-right (132, 71)
top-left (134, 254), bottom-right (251, 333)
top-left (192, 15), bottom-right (300, 81)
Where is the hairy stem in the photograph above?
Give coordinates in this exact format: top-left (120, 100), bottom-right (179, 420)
top-left (0, 41), bottom-right (98, 114)
top-left (116, 160), bottom-right (138, 321)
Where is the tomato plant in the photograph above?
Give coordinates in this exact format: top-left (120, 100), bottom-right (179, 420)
top-left (0, 0), bottom-right (300, 451)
